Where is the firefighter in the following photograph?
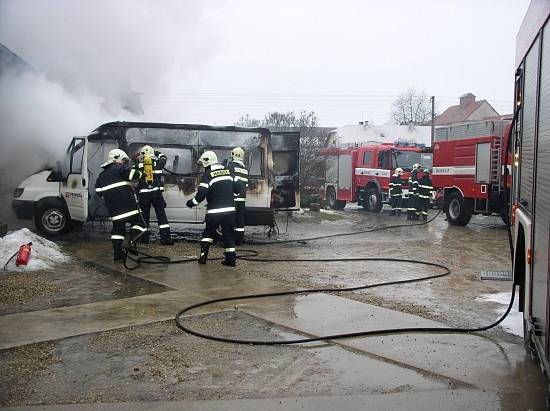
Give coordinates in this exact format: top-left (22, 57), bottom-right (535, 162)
top-left (227, 147), bottom-right (248, 245)
top-left (407, 163), bottom-right (421, 220)
top-left (95, 149), bottom-right (148, 261)
top-left (389, 167), bottom-right (404, 216)
top-left (135, 145), bottom-right (174, 245)
top-left (186, 151), bottom-right (238, 266)
top-left (417, 168), bottom-right (434, 221)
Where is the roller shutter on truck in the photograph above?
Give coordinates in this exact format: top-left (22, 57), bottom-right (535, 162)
top-left (519, 37), bottom-right (539, 215)
top-left (533, 23), bottom-right (550, 353)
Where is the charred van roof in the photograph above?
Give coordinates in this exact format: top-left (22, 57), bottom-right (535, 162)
top-left (88, 121), bottom-right (271, 141)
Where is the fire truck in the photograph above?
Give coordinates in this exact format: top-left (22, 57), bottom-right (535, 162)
top-left (320, 142), bottom-right (432, 211)
top-left (431, 120), bottom-right (512, 226)
top-left (512, 0), bottom-right (550, 381)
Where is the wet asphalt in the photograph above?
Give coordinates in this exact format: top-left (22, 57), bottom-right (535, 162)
top-left (0, 207), bottom-right (547, 410)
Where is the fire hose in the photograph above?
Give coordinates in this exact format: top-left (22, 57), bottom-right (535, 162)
top-left (121, 208), bottom-right (517, 345)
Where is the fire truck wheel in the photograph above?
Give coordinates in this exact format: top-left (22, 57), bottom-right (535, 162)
top-left (35, 198), bottom-right (72, 237)
top-left (365, 187), bottom-right (383, 213)
top-left (445, 192), bottom-right (472, 226)
top-left (326, 187), bottom-right (346, 210)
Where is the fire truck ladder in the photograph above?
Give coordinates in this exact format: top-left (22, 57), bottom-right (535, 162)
top-left (490, 137), bottom-right (502, 192)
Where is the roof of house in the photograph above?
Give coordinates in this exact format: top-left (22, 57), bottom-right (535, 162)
top-left (328, 124), bottom-right (432, 147)
top-left (434, 99), bottom-right (486, 125)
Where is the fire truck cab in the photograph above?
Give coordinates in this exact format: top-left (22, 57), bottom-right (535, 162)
top-left (321, 142), bottom-right (432, 211)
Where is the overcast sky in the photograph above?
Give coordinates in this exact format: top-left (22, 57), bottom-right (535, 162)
top-left (0, 0), bottom-right (531, 128)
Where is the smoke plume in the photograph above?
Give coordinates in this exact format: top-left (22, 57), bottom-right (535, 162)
top-left (0, 0), bottom-right (211, 227)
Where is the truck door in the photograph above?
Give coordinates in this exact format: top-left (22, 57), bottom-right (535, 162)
top-left (475, 142), bottom-right (491, 184)
top-left (60, 137), bottom-right (88, 221)
top-left (271, 132), bottom-right (300, 209)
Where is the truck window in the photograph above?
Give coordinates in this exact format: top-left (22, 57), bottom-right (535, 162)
top-left (378, 151), bottom-right (390, 168)
top-left (69, 138), bottom-right (85, 174)
top-left (206, 148), bottom-right (263, 177)
top-left (126, 127), bottom-right (197, 145)
top-left (363, 152), bottom-right (372, 166)
top-left (162, 148), bottom-right (194, 174)
top-left (391, 151), bottom-right (432, 170)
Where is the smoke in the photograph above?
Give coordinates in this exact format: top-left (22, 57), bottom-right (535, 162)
top-left (0, 0), bottom-right (213, 226)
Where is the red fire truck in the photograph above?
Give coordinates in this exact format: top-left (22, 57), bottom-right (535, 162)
top-left (320, 142), bottom-right (432, 211)
top-left (512, 0), bottom-right (550, 380)
top-left (431, 120), bottom-right (512, 226)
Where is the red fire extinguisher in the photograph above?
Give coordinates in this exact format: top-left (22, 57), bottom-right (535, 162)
top-left (15, 242), bottom-right (32, 267)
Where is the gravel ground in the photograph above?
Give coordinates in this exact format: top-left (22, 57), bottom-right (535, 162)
top-left (0, 261), bottom-right (171, 315)
top-left (0, 312), bottom-right (409, 407)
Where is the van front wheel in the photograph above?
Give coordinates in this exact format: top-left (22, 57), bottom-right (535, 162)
top-left (35, 199), bottom-right (72, 237)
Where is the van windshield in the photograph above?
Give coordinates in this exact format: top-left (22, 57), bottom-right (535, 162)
top-left (391, 151), bottom-right (433, 171)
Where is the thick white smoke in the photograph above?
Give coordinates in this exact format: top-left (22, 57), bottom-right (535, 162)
top-left (0, 0), bottom-right (212, 226)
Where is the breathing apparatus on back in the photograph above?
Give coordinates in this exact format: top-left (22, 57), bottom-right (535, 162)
top-left (141, 145), bottom-right (155, 185)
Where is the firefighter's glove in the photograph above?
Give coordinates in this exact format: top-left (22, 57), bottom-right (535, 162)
top-left (186, 199), bottom-right (195, 208)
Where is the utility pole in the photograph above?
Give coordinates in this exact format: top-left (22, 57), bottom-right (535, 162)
top-left (430, 96), bottom-right (435, 147)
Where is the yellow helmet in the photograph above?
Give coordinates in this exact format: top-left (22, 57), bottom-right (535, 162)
top-left (197, 151), bottom-right (218, 168)
top-left (140, 145), bottom-right (155, 157)
top-left (231, 147), bottom-right (245, 161)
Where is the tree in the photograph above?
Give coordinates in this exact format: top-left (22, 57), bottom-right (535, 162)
top-left (391, 88), bottom-right (432, 125)
top-left (235, 111), bottom-right (329, 205)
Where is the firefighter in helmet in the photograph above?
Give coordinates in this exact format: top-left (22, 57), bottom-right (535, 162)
top-left (227, 147), bottom-right (248, 245)
top-left (135, 145), bottom-right (173, 245)
top-left (407, 163), bottom-right (421, 220)
top-left (389, 167), bottom-right (404, 216)
top-left (186, 151), bottom-right (238, 266)
top-left (417, 168), bottom-right (434, 221)
top-left (95, 149), bottom-right (148, 260)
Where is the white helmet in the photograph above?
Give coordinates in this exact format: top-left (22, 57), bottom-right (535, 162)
top-left (394, 167), bottom-right (404, 176)
top-left (103, 149), bottom-right (129, 167)
top-left (412, 163), bottom-right (422, 171)
top-left (197, 150), bottom-right (218, 168)
top-left (140, 145), bottom-right (154, 157)
top-left (423, 168), bottom-right (431, 174)
top-left (231, 147), bottom-right (245, 161)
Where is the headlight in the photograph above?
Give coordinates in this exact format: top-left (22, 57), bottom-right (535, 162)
top-left (13, 188), bottom-right (24, 198)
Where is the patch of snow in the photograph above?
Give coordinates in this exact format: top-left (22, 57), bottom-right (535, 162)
top-left (320, 209), bottom-right (338, 215)
top-left (478, 292), bottom-right (522, 337)
top-left (0, 228), bottom-right (70, 271)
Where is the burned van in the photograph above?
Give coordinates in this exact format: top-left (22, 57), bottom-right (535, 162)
top-left (12, 122), bottom-right (300, 236)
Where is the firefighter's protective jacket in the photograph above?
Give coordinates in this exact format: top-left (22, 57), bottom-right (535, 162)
top-left (95, 163), bottom-right (141, 221)
top-left (136, 151), bottom-right (167, 197)
top-left (190, 164), bottom-right (237, 214)
top-left (417, 175), bottom-right (434, 199)
top-left (408, 170), bottom-right (419, 195)
top-left (228, 159), bottom-right (248, 202)
top-left (389, 175), bottom-right (403, 196)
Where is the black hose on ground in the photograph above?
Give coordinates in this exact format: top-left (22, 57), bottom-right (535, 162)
top-left (121, 209), bottom-right (517, 345)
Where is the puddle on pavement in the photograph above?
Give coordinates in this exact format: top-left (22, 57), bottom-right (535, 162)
top-left (0, 260), bottom-right (172, 315)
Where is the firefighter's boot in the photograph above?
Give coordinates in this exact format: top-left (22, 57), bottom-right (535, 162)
top-left (198, 244), bottom-right (209, 264)
top-left (423, 214), bottom-right (428, 222)
top-left (397, 209), bottom-right (402, 217)
top-left (222, 251), bottom-right (237, 267)
top-left (390, 210), bottom-right (396, 216)
top-left (112, 240), bottom-right (125, 261)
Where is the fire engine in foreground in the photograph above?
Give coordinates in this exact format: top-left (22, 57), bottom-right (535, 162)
top-left (512, 0), bottom-right (550, 381)
top-left (431, 120), bottom-right (512, 226)
top-left (320, 141), bottom-right (432, 211)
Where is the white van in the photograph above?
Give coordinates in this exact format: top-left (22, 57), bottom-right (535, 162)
top-left (12, 122), bottom-right (300, 236)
